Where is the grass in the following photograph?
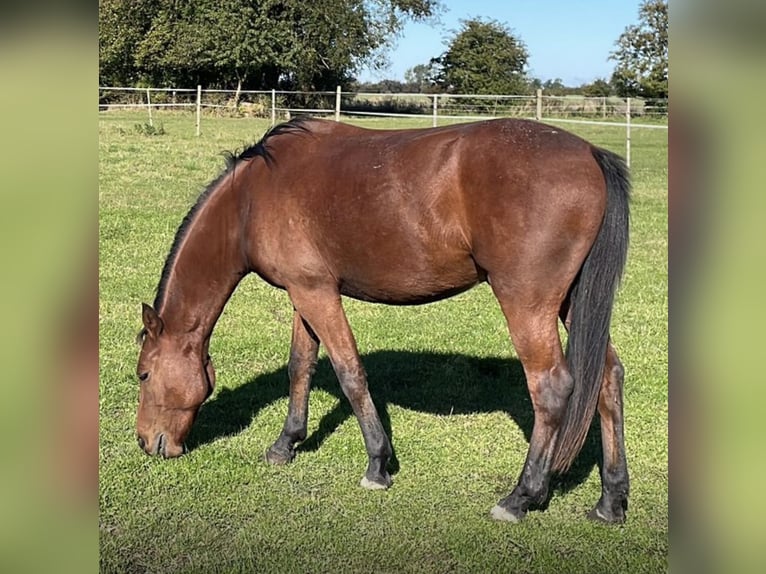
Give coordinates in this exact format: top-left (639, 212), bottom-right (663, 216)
top-left (99, 110), bottom-right (667, 573)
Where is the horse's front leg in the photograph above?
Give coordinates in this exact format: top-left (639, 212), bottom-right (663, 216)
top-left (288, 285), bottom-right (393, 489)
top-left (265, 311), bottom-right (319, 464)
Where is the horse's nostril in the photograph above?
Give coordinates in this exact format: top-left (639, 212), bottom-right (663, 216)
top-left (137, 436), bottom-right (146, 450)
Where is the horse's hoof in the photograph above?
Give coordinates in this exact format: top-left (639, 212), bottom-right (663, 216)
top-left (264, 447), bottom-right (295, 465)
top-left (586, 506), bottom-right (626, 524)
top-left (489, 504), bottom-right (524, 523)
top-left (360, 473), bottom-right (392, 490)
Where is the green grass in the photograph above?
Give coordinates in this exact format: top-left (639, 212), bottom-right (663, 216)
top-left (99, 110), bottom-right (667, 573)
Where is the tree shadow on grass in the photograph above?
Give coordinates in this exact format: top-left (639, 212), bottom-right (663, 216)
top-left (187, 350), bottom-right (601, 497)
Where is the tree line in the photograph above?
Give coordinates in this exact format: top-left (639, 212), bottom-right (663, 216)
top-left (100, 0), bottom-right (667, 99)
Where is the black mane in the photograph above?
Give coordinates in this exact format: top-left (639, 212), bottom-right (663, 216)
top-left (224, 115), bottom-right (313, 169)
top-left (151, 116), bottom-right (313, 313)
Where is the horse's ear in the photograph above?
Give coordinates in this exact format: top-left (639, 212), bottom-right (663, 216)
top-left (141, 303), bottom-right (164, 339)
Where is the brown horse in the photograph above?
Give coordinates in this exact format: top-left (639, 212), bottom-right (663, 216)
top-left (136, 117), bottom-right (630, 523)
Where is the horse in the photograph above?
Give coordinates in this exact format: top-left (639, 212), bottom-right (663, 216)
top-left (136, 117), bottom-right (630, 523)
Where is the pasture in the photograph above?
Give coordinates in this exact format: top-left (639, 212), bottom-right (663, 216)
top-left (99, 111), bottom-right (667, 573)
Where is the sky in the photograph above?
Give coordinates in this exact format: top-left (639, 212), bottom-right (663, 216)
top-left (358, 0), bottom-right (643, 86)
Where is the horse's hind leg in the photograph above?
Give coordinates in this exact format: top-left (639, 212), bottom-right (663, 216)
top-left (589, 342), bottom-right (630, 523)
top-left (265, 311), bottom-right (320, 464)
top-left (561, 301), bottom-right (629, 523)
top-left (287, 286), bottom-right (393, 489)
top-left (490, 290), bottom-right (573, 522)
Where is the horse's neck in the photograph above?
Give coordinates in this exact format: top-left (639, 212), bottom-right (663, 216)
top-left (158, 170), bottom-right (248, 340)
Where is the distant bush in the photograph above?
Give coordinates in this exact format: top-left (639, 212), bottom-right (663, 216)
top-left (133, 122), bottom-right (165, 136)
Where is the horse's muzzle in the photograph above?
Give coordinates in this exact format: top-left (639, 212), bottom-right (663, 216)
top-left (137, 432), bottom-right (188, 458)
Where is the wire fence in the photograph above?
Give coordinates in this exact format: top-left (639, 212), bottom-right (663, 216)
top-left (99, 86), bottom-right (668, 166)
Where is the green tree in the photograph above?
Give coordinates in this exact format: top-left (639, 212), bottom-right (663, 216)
top-left (609, 0), bottom-right (668, 98)
top-left (542, 78), bottom-right (567, 95)
top-left (99, 0), bottom-right (158, 86)
top-left (430, 18), bottom-right (529, 94)
top-left (131, 0), bottom-right (290, 90)
top-left (99, 0), bottom-right (440, 91)
top-left (404, 63), bottom-right (438, 92)
top-left (581, 78), bottom-right (614, 97)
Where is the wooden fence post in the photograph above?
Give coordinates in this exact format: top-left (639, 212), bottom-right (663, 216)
top-left (536, 89), bottom-right (542, 121)
top-left (625, 97), bottom-right (631, 168)
top-left (196, 85), bottom-right (202, 137)
top-left (335, 86), bottom-right (341, 121)
top-left (146, 88), bottom-right (153, 127)
top-left (271, 89), bottom-right (276, 126)
top-left (432, 94), bottom-right (438, 127)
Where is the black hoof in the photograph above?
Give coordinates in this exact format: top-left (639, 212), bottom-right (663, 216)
top-left (586, 505), bottom-right (626, 524)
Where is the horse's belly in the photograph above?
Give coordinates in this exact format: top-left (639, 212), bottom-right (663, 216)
top-left (337, 254), bottom-right (483, 305)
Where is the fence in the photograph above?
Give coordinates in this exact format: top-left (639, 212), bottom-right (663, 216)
top-left (99, 86), bottom-right (668, 167)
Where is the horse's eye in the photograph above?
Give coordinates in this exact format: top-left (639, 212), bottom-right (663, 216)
top-left (138, 372), bottom-right (149, 382)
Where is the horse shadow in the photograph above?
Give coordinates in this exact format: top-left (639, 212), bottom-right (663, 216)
top-left (187, 350), bottom-right (602, 496)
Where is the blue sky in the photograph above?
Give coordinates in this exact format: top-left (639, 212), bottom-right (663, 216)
top-left (358, 0), bottom-right (642, 85)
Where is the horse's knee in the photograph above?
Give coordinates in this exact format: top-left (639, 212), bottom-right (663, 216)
top-left (333, 362), bottom-right (369, 400)
top-left (287, 356), bottom-right (301, 382)
top-left (288, 348), bottom-right (316, 383)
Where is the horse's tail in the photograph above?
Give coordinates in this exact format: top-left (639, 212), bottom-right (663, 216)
top-left (550, 146), bottom-right (630, 474)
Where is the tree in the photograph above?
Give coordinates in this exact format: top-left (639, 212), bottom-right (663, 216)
top-left (430, 18), bottom-right (529, 94)
top-left (132, 0), bottom-right (291, 90)
top-left (581, 78), bottom-right (614, 97)
top-left (99, 0), bottom-right (158, 86)
top-left (403, 63), bottom-right (438, 92)
top-left (99, 0), bottom-right (441, 91)
top-left (609, 0), bottom-right (668, 98)
top-left (541, 78), bottom-right (567, 95)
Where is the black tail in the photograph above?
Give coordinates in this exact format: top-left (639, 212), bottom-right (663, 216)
top-left (551, 147), bottom-right (630, 473)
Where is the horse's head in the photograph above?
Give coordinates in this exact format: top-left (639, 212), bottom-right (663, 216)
top-left (135, 303), bottom-right (216, 457)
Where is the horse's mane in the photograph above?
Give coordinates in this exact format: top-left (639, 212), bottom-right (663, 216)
top-left (224, 115), bottom-right (314, 168)
top-left (149, 116), bottom-right (314, 317)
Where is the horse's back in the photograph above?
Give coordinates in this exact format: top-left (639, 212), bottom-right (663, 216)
top-left (248, 118), bottom-right (607, 304)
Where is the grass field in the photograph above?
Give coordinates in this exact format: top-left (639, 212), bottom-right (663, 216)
top-left (99, 111), bottom-right (667, 573)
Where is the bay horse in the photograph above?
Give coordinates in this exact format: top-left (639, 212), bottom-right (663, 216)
top-left (136, 117), bottom-right (630, 523)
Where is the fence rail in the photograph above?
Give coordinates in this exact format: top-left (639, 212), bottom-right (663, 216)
top-left (99, 86), bottom-right (668, 166)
